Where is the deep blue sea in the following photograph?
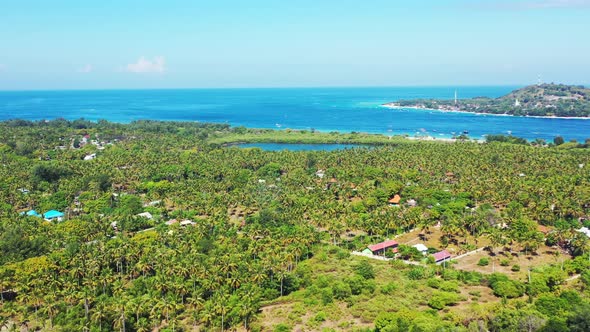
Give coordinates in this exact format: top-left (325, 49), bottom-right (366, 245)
top-left (0, 87), bottom-right (588, 141)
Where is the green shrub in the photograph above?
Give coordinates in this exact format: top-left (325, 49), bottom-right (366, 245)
top-left (460, 270), bottom-right (484, 285)
top-left (274, 324), bottom-right (292, 332)
top-left (364, 279), bottom-right (377, 294)
top-left (492, 280), bottom-right (525, 298)
top-left (314, 311), bottom-right (327, 322)
top-left (428, 291), bottom-right (461, 310)
top-left (526, 277), bottom-right (550, 296)
top-left (333, 281), bottom-right (352, 300)
top-left (321, 287), bottom-right (334, 305)
top-left (440, 281), bottom-right (459, 293)
top-left (488, 273), bottom-right (510, 286)
top-left (355, 260), bottom-right (375, 279)
top-left (336, 249), bottom-right (350, 260)
top-left (500, 259), bottom-right (510, 266)
top-left (315, 275), bottom-right (330, 288)
top-left (345, 275), bottom-right (365, 295)
top-left (441, 268), bottom-right (460, 280)
top-left (380, 282), bottom-right (397, 295)
top-left (427, 278), bottom-right (441, 289)
top-left (511, 265), bottom-right (521, 272)
top-left (478, 257), bottom-right (489, 266)
top-left (534, 294), bottom-right (568, 316)
top-left (407, 266), bottom-right (426, 280)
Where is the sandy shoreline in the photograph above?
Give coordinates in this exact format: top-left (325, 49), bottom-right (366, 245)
top-left (381, 104), bottom-right (590, 120)
top-left (405, 136), bottom-right (485, 144)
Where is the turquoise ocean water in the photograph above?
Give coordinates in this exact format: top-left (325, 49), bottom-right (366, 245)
top-left (0, 87), bottom-right (588, 141)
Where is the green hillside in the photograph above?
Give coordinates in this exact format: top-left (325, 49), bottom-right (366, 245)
top-left (388, 83), bottom-right (590, 117)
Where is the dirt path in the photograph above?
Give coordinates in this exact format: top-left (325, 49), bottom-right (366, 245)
top-left (350, 251), bottom-right (423, 266)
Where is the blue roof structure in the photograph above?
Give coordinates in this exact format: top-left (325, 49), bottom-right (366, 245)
top-left (21, 210), bottom-right (41, 217)
top-left (44, 210), bottom-right (64, 219)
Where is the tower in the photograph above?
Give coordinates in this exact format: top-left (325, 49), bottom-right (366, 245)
top-left (454, 89), bottom-right (457, 105)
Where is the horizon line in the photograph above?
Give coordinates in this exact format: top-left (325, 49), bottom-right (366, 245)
top-left (0, 83), bottom-right (570, 93)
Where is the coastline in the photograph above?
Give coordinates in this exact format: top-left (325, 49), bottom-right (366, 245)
top-left (380, 104), bottom-right (590, 120)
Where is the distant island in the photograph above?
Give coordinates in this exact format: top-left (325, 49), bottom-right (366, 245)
top-left (383, 83), bottom-right (590, 118)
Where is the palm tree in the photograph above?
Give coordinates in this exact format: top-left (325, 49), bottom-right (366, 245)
top-left (485, 228), bottom-right (505, 256)
top-left (90, 303), bottom-right (107, 331)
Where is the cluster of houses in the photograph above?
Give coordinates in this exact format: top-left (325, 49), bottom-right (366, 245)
top-left (56, 133), bottom-right (116, 151)
top-left (387, 194), bottom-right (417, 207)
top-left (21, 209), bottom-right (65, 222)
top-left (362, 239), bottom-right (452, 264)
top-left (75, 134), bottom-right (113, 150)
top-left (110, 213), bottom-right (196, 232)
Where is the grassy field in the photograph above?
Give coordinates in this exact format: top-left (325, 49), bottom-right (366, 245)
top-left (208, 129), bottom-right (412, 146)
top-left (393, 227), bottom-right (571, 280)
top-left (250, 245), bottom-right (500, 332)
top-left (247, 225), bottom-right (579, 332)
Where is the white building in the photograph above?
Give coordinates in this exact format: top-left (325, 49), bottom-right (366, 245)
top-left (413, 243), bottom-right (429, 255)
top-left (136, 212), bottom-right (153, 219)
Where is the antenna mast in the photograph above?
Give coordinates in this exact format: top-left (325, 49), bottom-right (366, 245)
top-left (454, 89), bottom-right (458, 105)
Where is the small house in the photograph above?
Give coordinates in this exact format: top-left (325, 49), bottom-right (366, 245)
top-left (180, 219), bottom-right (195, 226)
top-left (21, 210), bottom-right (41, 217)
top-left (433, 250), bottom-right (451, 264)
top-left (577, 227), bottom-right (590, 238)
top-left (165, 219), bottom-right (178, 226)
top-left (84, 153), bottom-right (96, 161)
top-left (44, 210), bottom-right (64, 222)
top-left (326, 178), bottom-right (338, 190)
top-left (144, 200), bottom-right (161, 207)
top-left (388, 194), bottom-right (401, 206)
top-left (413, 243), bottom-right (428, 255)
top-left (367, 239), bottom-right (399, 255)
top-left (136, 212), bottom-right (153, 219)
top-left (361, 248), bottom-right (373, 255)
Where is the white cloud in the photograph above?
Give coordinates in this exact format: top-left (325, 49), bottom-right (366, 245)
top-left (78, 64), bottom-right (93, 73)
top-left (125, 56), bottom-right (166, 73)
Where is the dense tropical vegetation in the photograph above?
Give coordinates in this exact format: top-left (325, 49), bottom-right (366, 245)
top-left (387, 83), bottom-right (590, 117)
top-left (1, 119), bottom-right (590, 331)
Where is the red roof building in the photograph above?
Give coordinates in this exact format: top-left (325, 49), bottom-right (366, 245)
top-left (368, 239), bottom-right (399, 254)
top-left (433, 250), bottom-right (451, 263)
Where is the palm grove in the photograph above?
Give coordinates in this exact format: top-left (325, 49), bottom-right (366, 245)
top-left (1, 119), bottom-right (590, 331)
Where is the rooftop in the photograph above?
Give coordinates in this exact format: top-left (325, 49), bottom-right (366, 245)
top-left (388, 194), bottom-right (401, 204)
top-left (44, 210), bottom-right (64, 219)
top-left (413, 243), bottom-right (428, 252)
top-left (433, 250), bottom-right (451, 262)
top-left (368, 239), bottom-right (399, 252)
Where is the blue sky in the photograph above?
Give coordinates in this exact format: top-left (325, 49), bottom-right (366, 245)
top-left (1, 0), bottom-right (589, 89)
